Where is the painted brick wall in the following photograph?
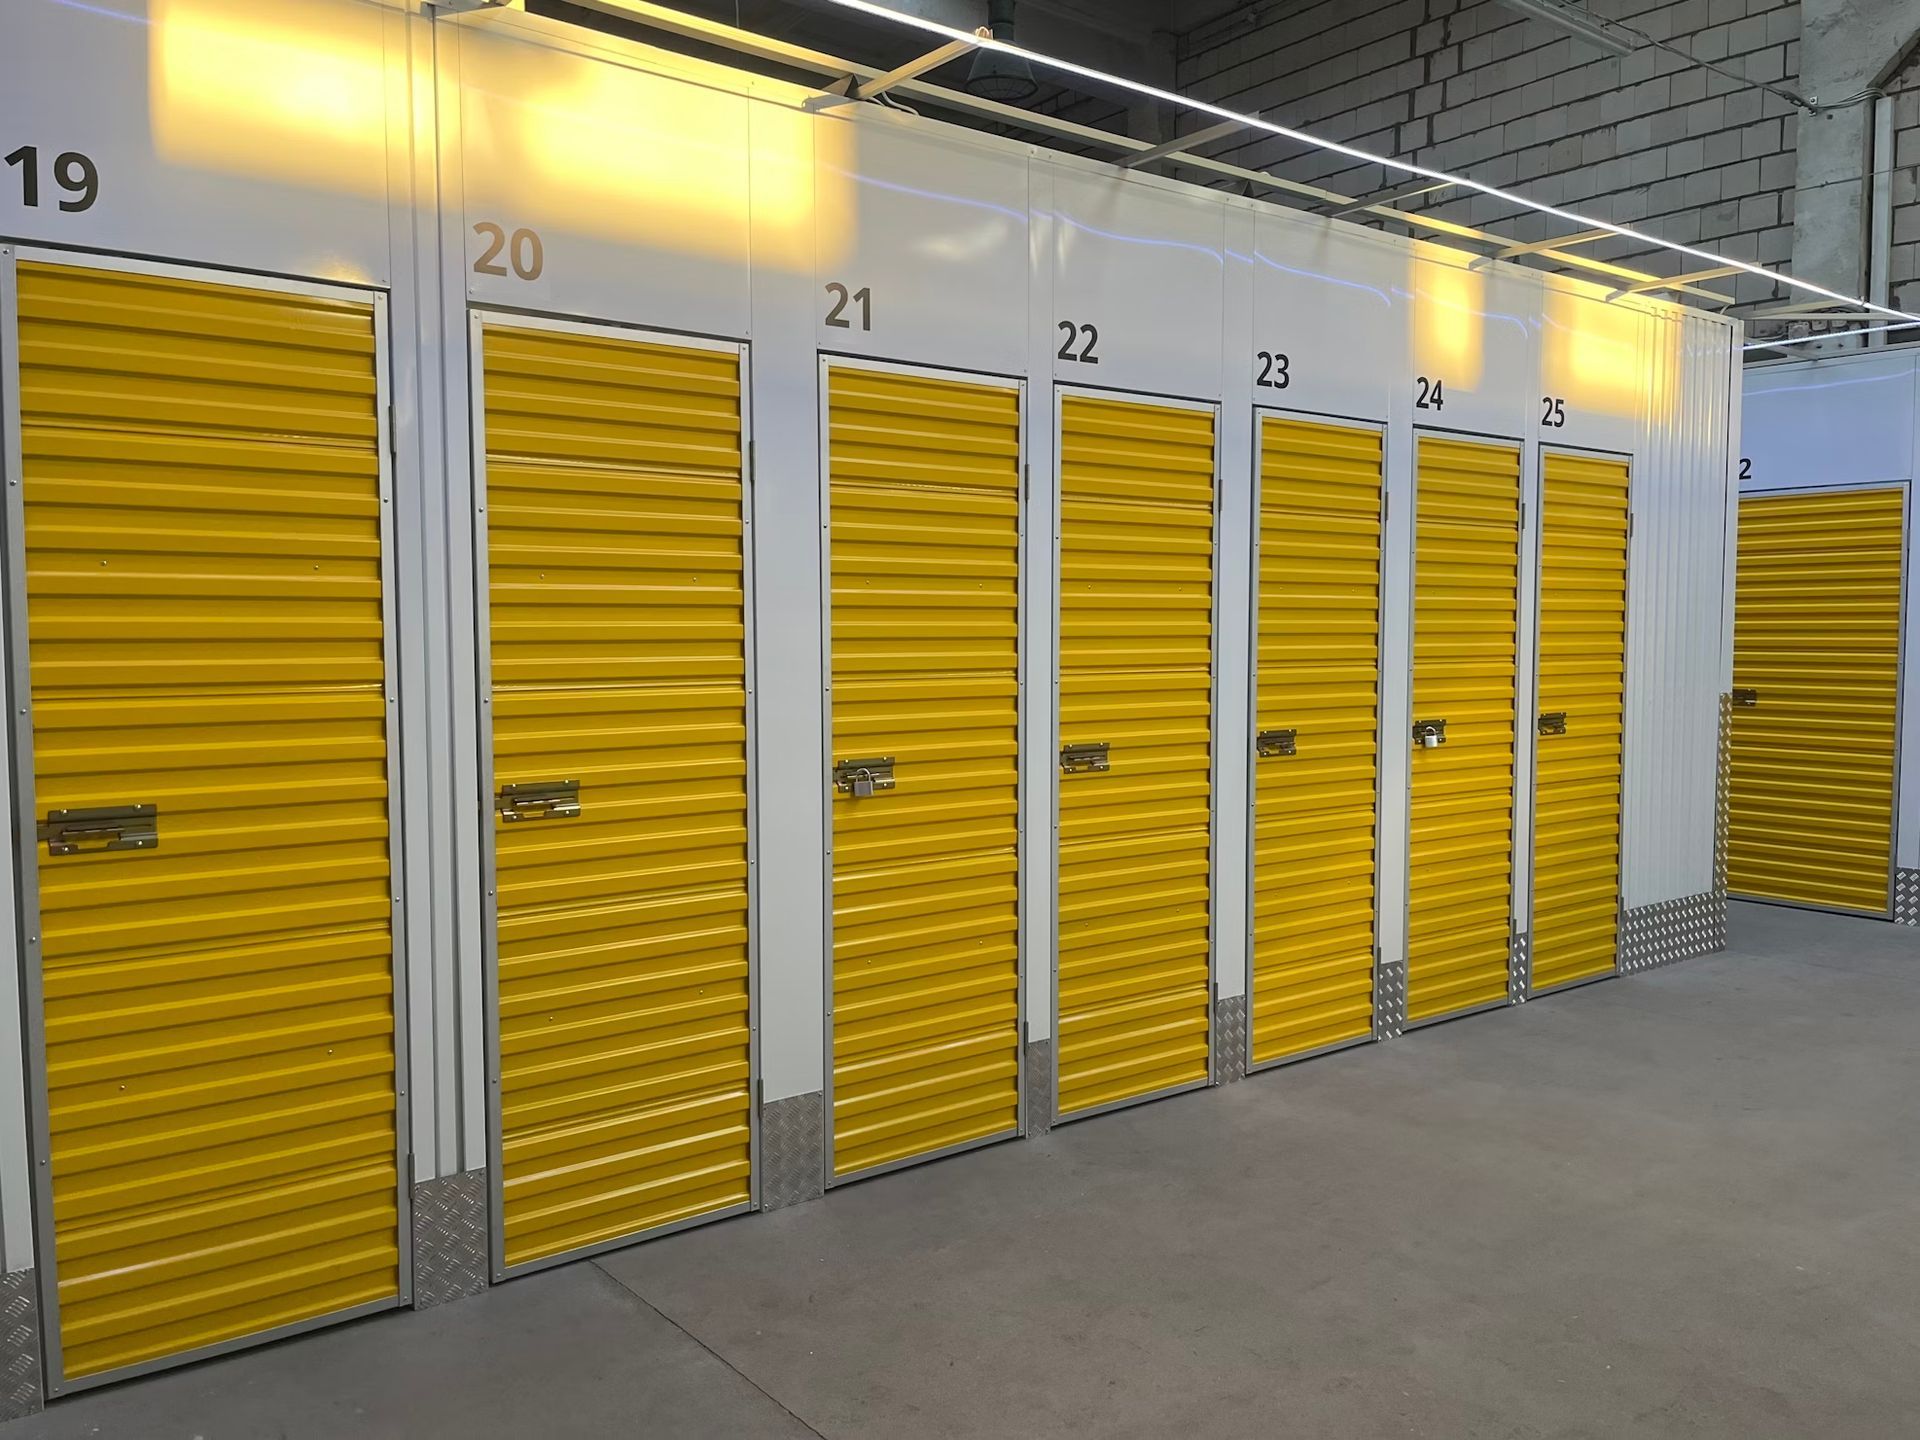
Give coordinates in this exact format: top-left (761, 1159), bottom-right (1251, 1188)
top-left (1891, 50), bottom-right (1920, 312)
top-left (1176, 0), bottom-right (1806, 312)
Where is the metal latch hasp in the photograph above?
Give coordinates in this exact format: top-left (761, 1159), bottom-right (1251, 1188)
top-left (832, 756), bottom-right (896, 797)
top-left (1536, 711), bottom-right (1567, 737)
top-left (1256, 729), bottom-right (1297, 758)
top-left (497, 779), bottom-right (580, 822)
top-left (1731, 688), bottom-right (1758, 707)
top-left (38, 804), bottom-right (157, 856)
top-left (1059, 741), bottom-right (1110, 774)
top-left (1411, 718), bottom-right (1447, 749)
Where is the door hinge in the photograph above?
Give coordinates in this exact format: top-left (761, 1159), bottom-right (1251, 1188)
top-left (747, 437), bottom-right (756, 482)
top-left (387, 404), bottom-right (398, 461)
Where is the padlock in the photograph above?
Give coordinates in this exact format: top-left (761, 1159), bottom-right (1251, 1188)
top-left (851, 769), bottom-right (875, 798)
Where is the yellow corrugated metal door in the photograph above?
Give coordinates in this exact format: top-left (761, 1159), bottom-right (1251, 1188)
top-left (1531, 451), bottom-right (1630, 993)
top-left (1250, 417), bottom-right (1381, 1065)
top-left (1729, 486), bottom-right (1904, 915)
top-left (1057, 393), bottom-right (1215, 1117)
top-left (12, 260), bottom-right (401, 1384)
top-left (826, 364), bottom-right (1021, 1179)
top-left (1408, 435), bottom-right (1521, 1023)
top-left (480, 320), bottom-right (751, 1269)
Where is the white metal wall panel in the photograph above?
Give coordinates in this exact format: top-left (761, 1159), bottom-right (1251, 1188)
top-left (0, 0), bottom-right (396, 284)
top-left (1050, 170), bottom-right (1226, 400)
top-left (1622, 310), bottom-right (1734, 905)
top-left (448, 15), bottom-right (754, 337)
top-left (1404, 247), bottom-right (1538, 442)
top-left (809, 113), bottom-right (1029, 377)
top-left (1248, 216), bottom-right (1402, 427)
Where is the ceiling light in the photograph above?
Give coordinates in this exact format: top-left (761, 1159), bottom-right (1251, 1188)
top-left (966, 0), bottom-right (1037, 104)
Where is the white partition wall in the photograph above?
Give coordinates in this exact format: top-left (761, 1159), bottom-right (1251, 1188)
top-left (0, 0), bottom-right (1740, 1406)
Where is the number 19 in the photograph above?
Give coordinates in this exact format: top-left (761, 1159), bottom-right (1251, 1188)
top-left (5, 145), bottom-right (100, 213)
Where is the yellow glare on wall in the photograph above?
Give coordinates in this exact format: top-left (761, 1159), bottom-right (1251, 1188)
top-left (1410, 256), bottom-right (1486, 390)
top-left (151, 0), bottom-right (387, 195)
top-left (1544, 288), bottom-right (1643, 419)
top-left (459, 30), bottom-right (831, 268)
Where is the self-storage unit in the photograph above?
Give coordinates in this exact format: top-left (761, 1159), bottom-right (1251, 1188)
top-left (1, 0), bottom-right (1741, 1408)
top-left (1740, 350), bottom-right (1916, 923)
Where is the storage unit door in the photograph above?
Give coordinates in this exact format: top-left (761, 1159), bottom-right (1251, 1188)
top-left (1250, 416), bottom-right (1382, 1065)
top-left (1531, 451), bottom-right (1630, 993)
top-left (1407, 435), bottom-right (1521, 1023)
top-left (1728, 486), bottom-right (1904, 915)
top-left (481, 320), bottom-right (751, 1270)
top-left (1057, 393), bottom-right (1215, 1117)
top-left (11, 260), bottom-right (402, 1384)
top-left (826, 364), bottom-right (1021, 1179)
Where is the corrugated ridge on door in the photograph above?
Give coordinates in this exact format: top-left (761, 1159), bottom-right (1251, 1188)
top-left (16, 261), bottom-right (400, 1380)
top-left (484, 323), bottom-right (751, 1268)
top-left (1057, 394), bottom-right (1214, 1116)
top-left (1728, 486), bottom-right (1903, 915)
top-left (1407, 435), bottom-right (1521, 1022)
top-left (1532, 451), bottom-right (1629, 991)
top-left (827, 366), bottom-right (1021, 1178)
top-left (1251, 416), bottom-right (1381, 1063)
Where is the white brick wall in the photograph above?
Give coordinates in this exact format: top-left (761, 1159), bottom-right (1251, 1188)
top-left (1177, 0), bottom-right (1805, 312)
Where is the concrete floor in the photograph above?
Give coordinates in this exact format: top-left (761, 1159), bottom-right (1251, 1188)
top-left (9, 900), bottom-right (1917, 1439)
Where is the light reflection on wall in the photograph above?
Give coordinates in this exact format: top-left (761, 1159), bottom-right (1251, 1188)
top-left (1410, 256), bottom-right (1486, 390)
top-left (459, 29), bottom-right (834, 270)
top-left (1544, 287), bottom-right (1644, 420)
top-left (151, 0), bottom-right (387, 195)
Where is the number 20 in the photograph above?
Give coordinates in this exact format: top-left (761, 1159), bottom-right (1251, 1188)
top-left (473, 222), bottom-right (543, 281)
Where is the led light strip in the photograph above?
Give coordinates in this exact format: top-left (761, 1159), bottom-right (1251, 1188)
top-left (817, 0), bottom-right (1920, 327)
top-left (1745, 322), bottom-right (1920, 351)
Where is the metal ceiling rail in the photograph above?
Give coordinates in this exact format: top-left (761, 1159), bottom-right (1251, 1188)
top-left (1608, 264), bottom-right (1746, 301)
top-left (1326, 178), bottom-right (1456, 219)
top-left (1470, 228), bottom-right (1612, 268)
top-left (543, 0), bottom-right (1735, 307)
top-left (823, 33), bottom-right (983, 101)
top-left (1118, 117), bottom-right (1247, 169)
top-left (1744, 300), bottom-right (1878, 318)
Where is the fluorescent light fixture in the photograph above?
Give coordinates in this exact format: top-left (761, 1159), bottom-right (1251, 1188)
top-left (1744, 322), bottom-right (1920, 351)
top-left (810, 0), bottom-right (1920, 329)
top-left (1491, 0), bottom-right (1634, 58)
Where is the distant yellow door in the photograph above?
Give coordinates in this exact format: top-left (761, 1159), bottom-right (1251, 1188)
top-left (480, 319), bottom-right (751, 1270)
top-left (1531, 451), bottom-right (1630, 993)
top-left (1728, 486), bottom-right (1904, 915)
top-left (1056, 392), bottom-right (1215, 1117)
top-left (1250, 416), bottom-right (1382, 1065)
top-left (825, 364), bottom-right (1022, 1179)
top-left (12, 260), bottom-right (402, 1384)
top-left (1407, 435), bottom-right (1521, 1023)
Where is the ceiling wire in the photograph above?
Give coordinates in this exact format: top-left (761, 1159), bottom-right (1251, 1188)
top-left (1548, 1), bottom-right (1872, 114)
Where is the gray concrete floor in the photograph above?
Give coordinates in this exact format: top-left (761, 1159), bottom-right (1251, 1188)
top-left (9, 901), bottom-right (1917, 1439)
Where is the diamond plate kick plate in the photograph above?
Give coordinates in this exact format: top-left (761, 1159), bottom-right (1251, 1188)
top-left (760, 1091), bottom-right (824, 1211)
top-left (0, 1269), bottom-right (42, 1421)
top-left (412, 1170), bottom-right (488, 1309)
